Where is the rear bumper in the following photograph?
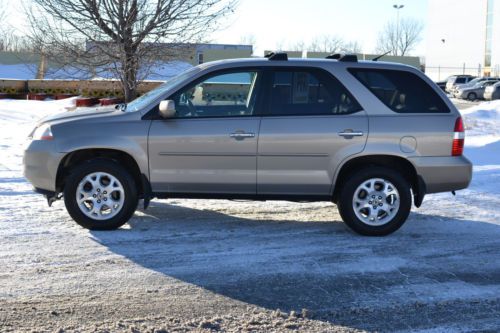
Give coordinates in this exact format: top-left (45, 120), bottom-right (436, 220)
top-left (23, 140), bottom-right (64, 192)
top-left (409, 156), bottom-right (472, 194)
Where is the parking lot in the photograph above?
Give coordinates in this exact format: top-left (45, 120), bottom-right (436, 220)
top-left (0, 99), bottom-right (499, 332)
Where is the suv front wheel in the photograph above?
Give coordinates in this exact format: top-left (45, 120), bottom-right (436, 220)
top-left (63, 159), bottom-right (138, 230)
top-left (337, 167), bottom-right (412, 236)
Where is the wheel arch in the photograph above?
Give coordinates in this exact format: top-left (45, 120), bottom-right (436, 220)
top-left (332, 154), bottom-right (424, 207)
top-left (56, 148), bottom-right (146, 197)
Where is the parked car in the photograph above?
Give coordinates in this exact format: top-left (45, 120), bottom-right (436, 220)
top-left (435, 77), bottom-right (451, 91)
top-left (484, 81), bottom-right (500, 100)
top-left (445, 75), bottom-right (476, 93)
top-left (455, 80), bottom-right (499, 100)
top-left (451, 77), bottom-right (499, 95)
top-left (23, 53), bottom-right (472, 236)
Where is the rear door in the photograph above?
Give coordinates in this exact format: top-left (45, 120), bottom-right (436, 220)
top-left (257, 67), bottom-right (368, 196)
top-left (148, 69), bottom-right (263, 194)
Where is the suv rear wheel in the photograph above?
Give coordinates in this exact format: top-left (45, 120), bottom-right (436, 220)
top-left (63, 159), bottom-right (138, 230)
top-left (337, 167), bottom-right (412, 236)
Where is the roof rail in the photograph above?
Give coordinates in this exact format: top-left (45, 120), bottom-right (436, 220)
top-left (339, 54), bottom-right (358, 62)
top-left (265, 52), bottom-right (288, 61)
top-left (325, 53), bottom-right (358, 62)
top-left (325, 53), bottom-right (342, 60)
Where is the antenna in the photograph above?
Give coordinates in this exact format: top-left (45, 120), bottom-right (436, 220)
top-left (372, 51), bottom-right (392, 61)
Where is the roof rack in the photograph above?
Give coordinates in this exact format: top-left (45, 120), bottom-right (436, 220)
top-left (265, 52), bottom-right (288, 61)
top-left (325, 53), bottom-right (358, 62)
top-left (325, 53), bottom-right (342, 60)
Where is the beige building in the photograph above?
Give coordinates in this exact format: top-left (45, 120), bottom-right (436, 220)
top-left (189, 44), bottom-right (253, 65)
top-left (426, 0), bottom-right (497, 80)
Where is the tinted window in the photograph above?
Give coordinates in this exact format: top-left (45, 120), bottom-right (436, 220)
top-left (268, 69), bottom-right (362, 116)
top-left (171, 71), bottom-right (260, 118)
top-left (349, 68), bottom-right (450, 113)
top-left (456, 77), bottom-right (467, 84)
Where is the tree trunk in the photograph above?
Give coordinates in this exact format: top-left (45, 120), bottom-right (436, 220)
top-left (36, 52), bottom-right (47, 79)
top-left (122, 47), bottom-right (138, 102)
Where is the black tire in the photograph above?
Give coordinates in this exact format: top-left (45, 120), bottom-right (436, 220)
top-left (63, 159), bottom-right (138, 230)
top-left (337, 166), bottom-right (412, 236)
top-left (467, 92), bottom-right (477, 101)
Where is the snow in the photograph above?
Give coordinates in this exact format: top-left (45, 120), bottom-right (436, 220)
top-left (0, 61), bottom-right (192, 80)
top-left (0, 98), bottom-right (499, 331)
top-left (0, 64), bottom-right (38, 80)
top-left (0, 98), bottom-right (77, 171)
top-left (461, 100), bottom-right (500, 165)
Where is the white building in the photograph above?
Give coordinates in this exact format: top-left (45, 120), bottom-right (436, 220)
top-left (426, 0), bottom-right (498, 81)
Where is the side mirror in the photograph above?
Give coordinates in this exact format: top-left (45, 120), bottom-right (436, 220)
top-left (159, 100), bottom-right (176, 118)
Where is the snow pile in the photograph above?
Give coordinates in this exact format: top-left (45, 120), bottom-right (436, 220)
top-left (0, 97), bottom-right (77, 123)
top-left (461, 101), bottom-right (500, 165)
top-left (461, 100), bottom-right (500, 121)
top-left (0, 98), bottom-right (76, 171)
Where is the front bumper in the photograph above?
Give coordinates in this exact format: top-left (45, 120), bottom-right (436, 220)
top-left (23, 140), bottom-right (65, 192)
top-left (409, 155), bottom-right (473, 194)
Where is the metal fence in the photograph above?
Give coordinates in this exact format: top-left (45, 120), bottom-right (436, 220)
top-left (425, 64), bottom-right (500, 81)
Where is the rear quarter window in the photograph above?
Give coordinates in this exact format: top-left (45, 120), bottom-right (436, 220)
top-left (348, 68), bottom-right (450, 113)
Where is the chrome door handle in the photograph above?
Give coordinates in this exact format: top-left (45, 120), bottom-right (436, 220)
top-left (230, 132), bottom-right (255, 139)
top-left (338, 131), bottom-right (364, 137)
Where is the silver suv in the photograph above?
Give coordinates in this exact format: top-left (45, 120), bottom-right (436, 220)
top-left (23, 53), bottom-right (472, 236)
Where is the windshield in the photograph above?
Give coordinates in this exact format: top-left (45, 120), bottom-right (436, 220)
top-left (126, 66), bottom-right (200, 112)
top-left (467, 78), bottom-right (481, 85)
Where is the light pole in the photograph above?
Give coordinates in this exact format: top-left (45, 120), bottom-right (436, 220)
top-left (393, 4), bottom-right (404, 56)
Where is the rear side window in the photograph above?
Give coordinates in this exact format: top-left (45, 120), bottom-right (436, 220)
top-left (267, 69), bottom-right (362, 116)
top-left (456, 77), bottom-right (467, 84)
top-left (349, 68), bottom-right (450, 113)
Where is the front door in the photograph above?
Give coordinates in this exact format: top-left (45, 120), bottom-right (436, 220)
top-left (257, 68), bottom-right (368, 196)
top-left (148, 69), bottom-right (263, 194)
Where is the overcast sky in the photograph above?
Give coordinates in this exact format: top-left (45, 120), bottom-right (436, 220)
top-left (6, 0), bottom-right (429, 56)
top-left (212, 0), bottom-right (428, 55)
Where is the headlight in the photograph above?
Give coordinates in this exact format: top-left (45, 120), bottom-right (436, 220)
top-left (31, 124), bottom-right (53, 141)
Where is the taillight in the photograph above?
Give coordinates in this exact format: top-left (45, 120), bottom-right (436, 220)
top-left (452, 117), bottom-right (465, 156)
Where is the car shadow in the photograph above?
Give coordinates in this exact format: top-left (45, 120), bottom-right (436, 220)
top-left (90, 200), bottom-right (500, 331)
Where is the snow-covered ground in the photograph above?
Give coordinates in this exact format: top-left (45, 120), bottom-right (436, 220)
top-left (0, 98), bottom-right (499, 332)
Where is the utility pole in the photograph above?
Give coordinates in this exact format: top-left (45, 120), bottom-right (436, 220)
top-left (393, 4), bottom-right (405, 56)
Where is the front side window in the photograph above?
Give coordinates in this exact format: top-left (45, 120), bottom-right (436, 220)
top-left (349, 68), bottom-right (450, 113)
top-left (171, 71), bottom-right (260, 118)
top-left (127, 66), bottom-right (200, 112)
top-left (267, 69), bottom-right (362, 116)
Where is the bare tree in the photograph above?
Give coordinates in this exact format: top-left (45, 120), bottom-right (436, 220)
top-left (0, 2), bottom-right (5, 24)
top-left (376, 17), bottom-right (423, 56)
top-left (342, 41), bottom-right (362, 54)
top-left (0, 0), bottom-right (8, 51)
top-left (309, 35), bottom-right (344, 53)
top-left (288, 40), bottom-right (306, 52)
top-left (26, 0), bottom-right (238, 101)
top-left (308, 35), bottom-right (362, 54)
top-left (239, 34), bottom-right (256, 49)
top-left (275, 39), bottom-right (286, 51)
